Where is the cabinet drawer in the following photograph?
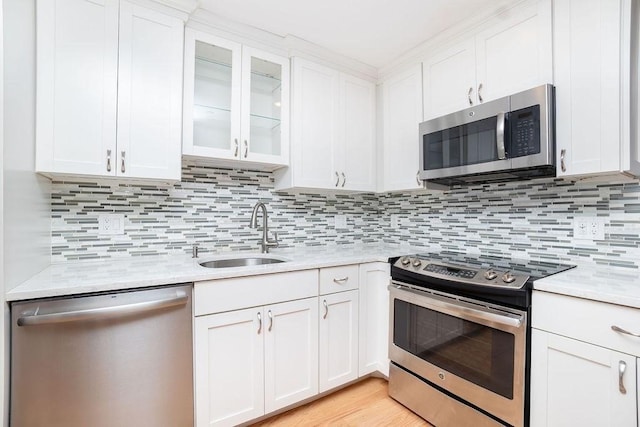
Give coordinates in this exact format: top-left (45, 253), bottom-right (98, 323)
top-left (320, 265), bottom-right (359, 294)
top-left (532, 291), bottom-right (640, 357)
top-left (195, 270), bottom-right (318, 316)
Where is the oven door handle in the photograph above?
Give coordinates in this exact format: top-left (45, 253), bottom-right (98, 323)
top-left (390, 284), bottom-right (524, 330)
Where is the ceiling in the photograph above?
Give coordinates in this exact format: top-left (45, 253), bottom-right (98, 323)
top-left (198, 0), bottom-right (517, 68)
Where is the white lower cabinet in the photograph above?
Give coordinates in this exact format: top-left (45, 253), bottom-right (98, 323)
top-left (319, 290), bottom-right (359, 393)
top-left (264, 298), bottom-right (319, 413)
top-left (195, 297), bottom-right (318, 427)
top-left (530, 329), bottom-right (637, 427)
top-left (194, 263), bottom-right (391, 426)
top-left (531, 290), bottom-right (640, 426)
top-left (358, 262), bottom-right (390, 377)
top-left (195, 307), bottom-right (264, 427)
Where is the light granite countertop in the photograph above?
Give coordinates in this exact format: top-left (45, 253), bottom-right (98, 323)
top-left (9, 244), bottom-right (640, 308)
top-left (534, 264), bottom-right (640, 309)
top-left (6, 244), bottom-right (419, 301)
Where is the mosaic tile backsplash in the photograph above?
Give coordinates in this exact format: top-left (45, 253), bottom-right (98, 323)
top-left (51, 161), bottom-right (640, 269)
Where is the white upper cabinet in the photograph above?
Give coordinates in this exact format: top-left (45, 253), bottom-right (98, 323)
top-left (275, 57), bottom-right (376, 192)
top-left (339, 75), bottom-right (376, 191)
top-left (182, 29), bottom-right (289, 169)
top-left (380, 64), bottom-right (424, 192)
top-left (423, 38), bottom-right (476, 121)
top-left (36, 0), bottom-right (184, 181)
top-left (554, 0), bottom-right (640, 178)
top-left (422, 0), bottom-right (552, 120)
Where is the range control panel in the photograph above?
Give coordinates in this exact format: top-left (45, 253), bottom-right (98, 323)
top-left (394, 255), bottom-right (529, 289)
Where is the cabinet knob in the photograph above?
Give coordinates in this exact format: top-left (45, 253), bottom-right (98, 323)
top-left (234, 139), bottom-right (239, 157)
top-left (106, 150), bottom-right (112, 172)
top-left (323, 299), bottom-right (328, 319)
top-left (335, 171), bottom-right (340, 187)
top-left (244, 140), bottom-right (248, 158)
top-left (121, 151), bottom-right (126, 174)
top-left (341, 172), bottom-right (346, 188)
top-left (478, 83), bottom-right (484, 103)
top-left (468, 87), bottom-right (473, 106)
top-left (560, 149), bottom-right (567, 172)
top-left (267, 310), bottom-right (273, 332)
top-left (416, 171), bottom-right (421, 186)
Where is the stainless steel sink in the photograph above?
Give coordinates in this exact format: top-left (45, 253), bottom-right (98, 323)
top-left (198, 256), bottom-right (287, 269)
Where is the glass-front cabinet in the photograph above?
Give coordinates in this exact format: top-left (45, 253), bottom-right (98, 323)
top-left (183, 29), bottom-right (289, 168)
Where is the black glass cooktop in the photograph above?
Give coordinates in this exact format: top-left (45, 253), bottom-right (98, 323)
top-left (414, 251), bottom-right (576, 282)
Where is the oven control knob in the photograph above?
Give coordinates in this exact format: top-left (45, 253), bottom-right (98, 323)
top-left (401, 257), bottom-right (411, 266)
top-left (412, 259), bottom-right (422, 268)
top-left (484, 270), bottom-right (498, 280)
top-left (502, 272), bottom-right (516, 283)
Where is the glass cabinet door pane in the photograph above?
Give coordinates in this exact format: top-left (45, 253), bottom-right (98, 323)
top-left (193, 41), bottom-right (233, 150)
top-left (249, 57), bottom-right (282, 156)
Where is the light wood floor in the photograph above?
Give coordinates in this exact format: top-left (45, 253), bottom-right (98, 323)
top-left (252, 378), bottom-right (431, 426)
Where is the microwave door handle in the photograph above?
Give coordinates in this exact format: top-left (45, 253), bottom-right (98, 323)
top-left (496, 111), bottom-right (506, 160)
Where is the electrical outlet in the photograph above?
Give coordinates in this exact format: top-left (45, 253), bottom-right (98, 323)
top-left (390, 214), bottom-right (400, 228)
top-left (98, 214), bottom-right (125, 236)
top-left (335, 215), bottom-right (347, 229)
top-left (573, 217), bottom-right (605, 241)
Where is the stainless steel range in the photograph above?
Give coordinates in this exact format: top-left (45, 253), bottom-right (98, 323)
top-left (388, 252), bottom-right (574, 427)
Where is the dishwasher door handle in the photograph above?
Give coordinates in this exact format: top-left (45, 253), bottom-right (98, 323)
top-left (17, 291), bottom-right (189, 326)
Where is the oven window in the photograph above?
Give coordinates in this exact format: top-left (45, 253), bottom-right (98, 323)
top-left (393, 299), bottom-right (515, 399)
top-left (423, 116), bottom-right (499, 170)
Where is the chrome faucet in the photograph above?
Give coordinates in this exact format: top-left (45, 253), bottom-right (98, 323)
top-left (249, 202), bottom-right (279, 253)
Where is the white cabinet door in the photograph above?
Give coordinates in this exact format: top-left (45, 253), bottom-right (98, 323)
top-left (475, 0), bottom-right (552, 103)
top-left (422, 38), bottom-right (476, 120)
top-left (240, 47), bottom-right (290, 166)
top-left (381, 65), bottom-right (424, 192)
top-left (553, 0), bottom-right (626, 177)
top-left (358, 262), bottom-right (390, 377)
top-left (319, 290), bottom-right (359, 393)
top-left (289, 58), bottom-right (340, 189)
top-left (264, 297), bottom-right (319, 413)
top-left (339, 74), bottom-right (376, 192)
top-left (116, 1), bottom-right (183, 180)
top-left (530, 329), bottom-right (637, 427)
top-left (194, 308), bottom-right (264, 427)
top-left (182, 29), bottom-right (242, 161)
top-left (35, 0), bottom-right (119, 176)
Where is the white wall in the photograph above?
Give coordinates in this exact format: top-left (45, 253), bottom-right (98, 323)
top-left (3, 0), bottom-right (50, 291)
top-left (3, 0), bottom-right (52, 423)
top-left (0, 0), bottom-right (5, 423)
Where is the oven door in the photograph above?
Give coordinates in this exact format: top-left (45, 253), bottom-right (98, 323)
top-left (389, 282), bottom-right (527, 427)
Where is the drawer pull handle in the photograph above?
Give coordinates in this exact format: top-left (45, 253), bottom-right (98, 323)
top-left (333, 277), bottom-right (349, 284)
top-left (619, 360), bottom-right (627, 394)
top-left (611, 325), bottom-right (640, 337)
top-left (268, 310), bottom-right (273, 332)
top-left (323, 299), bottom-right (328, 319)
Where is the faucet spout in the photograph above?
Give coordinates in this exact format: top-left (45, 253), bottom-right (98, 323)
top-left (249, 202), bottom-right (279, 253)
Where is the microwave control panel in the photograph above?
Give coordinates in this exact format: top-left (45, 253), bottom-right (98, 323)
top-left (509, 105), bottom-right (540, 158)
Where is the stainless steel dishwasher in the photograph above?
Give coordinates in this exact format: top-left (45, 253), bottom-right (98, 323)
top-left (10, 284), bottom-right (194, 427)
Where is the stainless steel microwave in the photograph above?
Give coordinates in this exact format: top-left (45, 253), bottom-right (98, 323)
top-left (419, 84), bottom-right (555, 186)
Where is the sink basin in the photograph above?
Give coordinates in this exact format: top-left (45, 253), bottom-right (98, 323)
top-left (198, 256), bottom-right (287, 269)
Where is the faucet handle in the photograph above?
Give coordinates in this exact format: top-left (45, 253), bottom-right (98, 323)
top-left (267, 232), bottom-right (279, 248)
